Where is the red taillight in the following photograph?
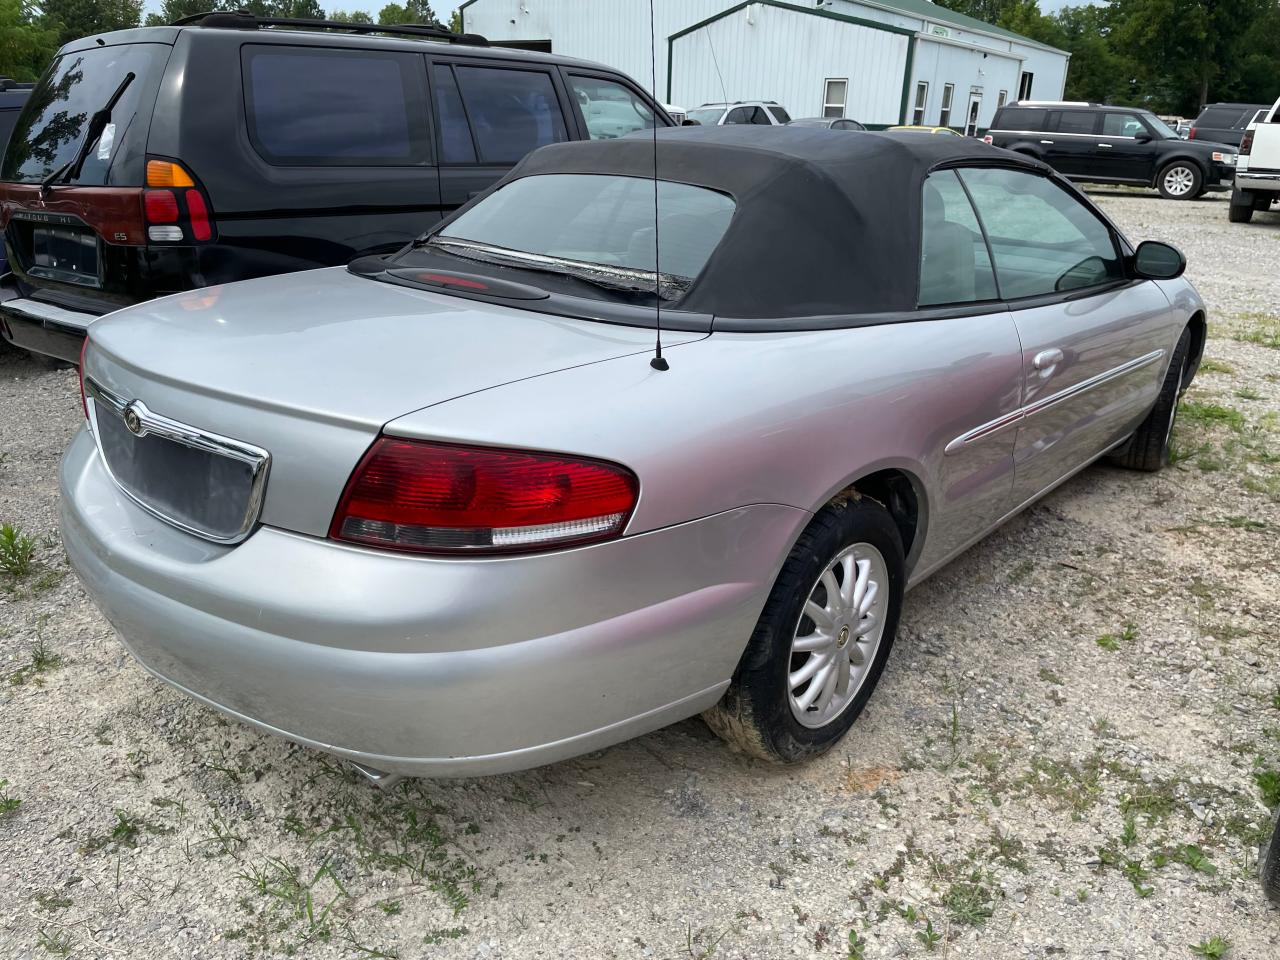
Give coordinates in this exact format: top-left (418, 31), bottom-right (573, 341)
top-left (330, 438), bottom-right (639, 555)
top-left (1240, 130), bottom-right (1254, 156)
top-left (144, 190), bottom-right (179, 223)
top-left (142, 157), bottom-right (214, 244)
top-left (1188, 127), bottom-right (1197, 139)
top-left (78, 336), bottom-right (89, 419)
top-left (982, 134), bottom-right (993, 144)
top-left (185, 190), bottom-right (211, 241)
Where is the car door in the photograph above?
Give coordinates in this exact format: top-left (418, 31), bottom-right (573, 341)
top-left (1041, 109), bottom-right (1101, 177)
top-left (1095, 112), bottom-right (1157, 183)
top-left (957, 167), bottom-right (1177, 507)
top-left (430, 59), bottom-right (573, 213)
top-left (914, 170), bottom-right (1023, 567)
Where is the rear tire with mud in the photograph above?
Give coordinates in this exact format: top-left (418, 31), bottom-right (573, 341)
top-left (703, 495), bottom-right (904, 763)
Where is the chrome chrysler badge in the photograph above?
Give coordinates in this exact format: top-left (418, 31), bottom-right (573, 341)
top-left (123, 402), bottom-right (144, 436)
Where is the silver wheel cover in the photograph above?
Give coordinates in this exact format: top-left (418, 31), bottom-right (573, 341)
top-left (787, 542), bottom-right (890, 728)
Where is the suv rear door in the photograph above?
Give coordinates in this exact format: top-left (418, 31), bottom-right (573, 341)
top-left (430, 57), bottom-right (573, 212)
top-left (1041, 109), bottom-right (1100, 176)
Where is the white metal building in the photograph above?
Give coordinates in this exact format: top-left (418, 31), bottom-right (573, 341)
top-left (459, 0), bottom-right (1070, 131)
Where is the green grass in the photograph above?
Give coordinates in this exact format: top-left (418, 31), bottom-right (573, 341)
top-left (1197, 358), bottom-right (1234, 375)
top-left (0, 524), bottom-right (36, 577)
top-left (8, 637), bottom-right (63, 687)
top-left (1179, 401), bottom-right (1245, 432)
top-left (0, 779), bottom-right (21, 816)
top-left (1254, 767), bottom-right (1280, 807)
top-left (1191, 935), bottom-right (1232, 958)
top-left (1231, 311), bottom-right (1280, 349)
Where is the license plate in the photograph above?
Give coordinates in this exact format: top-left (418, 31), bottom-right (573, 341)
top-left (28, 226), bottom-right (100, 287)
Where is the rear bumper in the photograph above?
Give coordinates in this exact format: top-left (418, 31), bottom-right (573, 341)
top-left (60, 427), bottom-right (808, 776)
top-left (1236, 169), bottom-right (1280, 191)
top-left (0, 288), bottom-right (97, 362)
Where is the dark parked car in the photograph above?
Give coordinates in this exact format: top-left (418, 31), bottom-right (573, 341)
top-left (985, 101), bottom-right (1237, 200)
top-left (788, 117), bottom-right (867, 131)
top-left (0, 13), bottom-right (671, 362)
top-left (1189, 102), bottom-right (1270, 147)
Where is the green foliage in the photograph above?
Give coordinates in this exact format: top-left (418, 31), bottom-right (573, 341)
top-left (0, 0), bottom-right (60, 82)
top-left (0, 523), bottom-right (36, 577)
top-left (39, 0), bottom-right (143, 47)
top-left (0, 779), bottom-right (22, 816)
top-left (377, 0), bottom-right (438, 26)
top-left (1191, 936), bottom-right (1232, 959)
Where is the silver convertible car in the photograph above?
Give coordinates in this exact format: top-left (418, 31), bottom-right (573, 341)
top-left (62, 128), bottom-right (1204, 781)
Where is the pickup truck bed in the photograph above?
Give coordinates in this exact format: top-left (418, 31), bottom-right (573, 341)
top-left (1229, 97), bottom-right (1280, 223)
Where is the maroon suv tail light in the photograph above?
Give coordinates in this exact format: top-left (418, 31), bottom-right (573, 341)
top-left (330, 438), bottom-right (639, 555)
top-left (143, 158), bottom-right (215, 244)
top-left (1240, 130), bottom-right (1255, 156)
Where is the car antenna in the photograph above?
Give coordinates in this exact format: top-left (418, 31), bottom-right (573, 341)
top-left (647, 0), bottom-right (668, 371)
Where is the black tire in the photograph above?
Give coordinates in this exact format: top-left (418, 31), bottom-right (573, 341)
top-left (1156, 161), bottom-right (1202, 200)
top-left (1108, 327), bottom-right (1191, 472)
top-left (703, 495), bottom-right (904, 763)
top-left (1228, 189), bottom-right (1255, 223)
top-left (1263, 806), bottom-right (1280, 902)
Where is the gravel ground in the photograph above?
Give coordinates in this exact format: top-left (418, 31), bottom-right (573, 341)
top-left (2, 192), bottom-right (1279, 960)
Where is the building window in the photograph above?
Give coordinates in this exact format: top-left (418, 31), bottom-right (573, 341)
top-left (823, 79), bottom-right (847, 119)
top-left (940, 83), bottom-right (954, 128)
top-left (912, 81), bottom-right (928, 125)
top-left (997, 90), bottom-right (1007, 109)
top-left (1018, 71), bottom-right (1034, 101)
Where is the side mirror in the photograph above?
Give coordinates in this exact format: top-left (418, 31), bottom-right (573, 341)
top-left (682, 118), bottom-right (701, 126)
top-left (1133, 132), bottom-right (1152, 143)
top-left (1132, 240), bottom-right (1186, 280)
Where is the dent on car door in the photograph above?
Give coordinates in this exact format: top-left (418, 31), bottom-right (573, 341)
top-left (956, 167), bottom-right (1175, 507)
top-left (910, 171), bottom-right (1023, 575)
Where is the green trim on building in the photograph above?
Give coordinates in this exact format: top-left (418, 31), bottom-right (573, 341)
top-left (897, 34), bottom-right (916, 125)
top-left (665, 0), bottom-right (914, 103)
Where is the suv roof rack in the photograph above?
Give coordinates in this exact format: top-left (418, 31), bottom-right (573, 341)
top-left (1013, 100), bottom-right (1095, 108)
top-left (172, 10), bottom-right (489, 46)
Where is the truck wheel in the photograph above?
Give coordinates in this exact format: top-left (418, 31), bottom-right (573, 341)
top-left (703, 496), bottom-right (904, 763)
top-left (1157, 161), bottom-right (1201, 200)
top-left (1229, 188), bottom-right (1255, 223)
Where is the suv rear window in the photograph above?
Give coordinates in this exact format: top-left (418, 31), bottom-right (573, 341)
top-left (242, 45), bottom-right (430, 165)
top-left (1196, 106), bottom-right (1245, 129)
top-left (1, 43), bottom-right (170, 184)
top-left (993, 107), bottom-right (1046, 131)
top-left (436, 173), bottom-right (735, 284)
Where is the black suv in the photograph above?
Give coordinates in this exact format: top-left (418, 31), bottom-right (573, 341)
top-left (985, 101), bottom-right (1237, 201)
top-left (1189, 102), bottom-right (1270, 147)
top-left (0, 13), bottom-right (671, 362)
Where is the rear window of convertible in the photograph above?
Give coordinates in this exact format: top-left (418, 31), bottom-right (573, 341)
top-left (435, 173), bottom-right (736, 284)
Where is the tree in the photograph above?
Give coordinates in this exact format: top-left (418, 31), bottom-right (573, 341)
top-left (448, 9), bottom-right (461, 33)
top-left (1055, 5), bottom-right (1135, 106)
top-left (378, 0), bottom-right (437, 26)
top-left (144, 0), bottom-right (218, 27)
top-left (40, 0), bottom-right (143, 47)
top-left (329, 8), bottom-right (374, 23)
top-left (0, 0), bottom-right (60, 81)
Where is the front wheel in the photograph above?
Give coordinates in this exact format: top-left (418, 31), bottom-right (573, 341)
top-left (703, 496), bottom-right (904, 763)
top-left (1109, 327), bottom-right (1191, 472)
top-left (1157, 161), bottom-right (1202, 200)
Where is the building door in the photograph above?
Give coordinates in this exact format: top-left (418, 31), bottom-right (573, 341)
top-left (964, 93), bottom-right (982, 137)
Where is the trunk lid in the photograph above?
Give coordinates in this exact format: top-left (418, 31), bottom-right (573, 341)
top-left (84, 266), bottom-right (703, 538)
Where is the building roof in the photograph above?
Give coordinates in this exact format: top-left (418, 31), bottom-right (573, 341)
top-left (855, 0), bottom-right (1068, 54)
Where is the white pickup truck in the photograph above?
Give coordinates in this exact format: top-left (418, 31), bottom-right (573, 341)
top-left (1229, 95), bottom-right (1280, 223)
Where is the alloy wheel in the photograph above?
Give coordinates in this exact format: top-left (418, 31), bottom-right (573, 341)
top-left (787, 542), bottom-right (889, 728)
top-left (1163, 166), bottom-right (1195, 197)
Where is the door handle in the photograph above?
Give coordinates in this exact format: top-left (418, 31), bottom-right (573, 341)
top-left (1040, 139), bottom-right (1054, 145)
top-left (1033, 348), bottom-right (1064, 370)
top-left (1097, 143), bottom-right (1113, 148)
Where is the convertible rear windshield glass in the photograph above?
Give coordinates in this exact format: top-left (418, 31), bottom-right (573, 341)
top-left (435, 173), bottom-right (736, 284)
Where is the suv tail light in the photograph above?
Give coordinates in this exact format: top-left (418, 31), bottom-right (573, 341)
top-left (330, 438), bottom-right (639, 555)
top-left (144, 158), bottom-right (215, 244)
top-left (1188, 127), bottom-right (1197, 139)
top-left (1240, 130), bottom-right (1254, 156)
top-left (981, 134), bottom-right (993, 145)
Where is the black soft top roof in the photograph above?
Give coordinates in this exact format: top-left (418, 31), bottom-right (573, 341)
top-left (494, 126), bottom-right (1050, 319)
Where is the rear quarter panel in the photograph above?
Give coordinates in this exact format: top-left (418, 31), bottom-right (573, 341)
top-left (386, 314), bottom-right (1026, 579)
